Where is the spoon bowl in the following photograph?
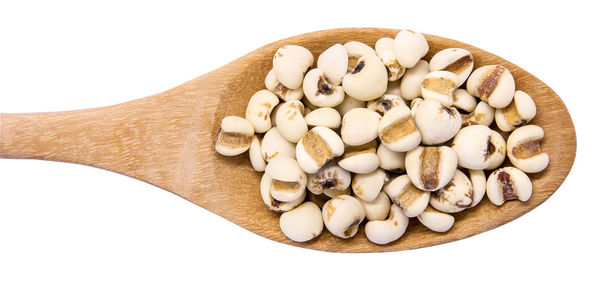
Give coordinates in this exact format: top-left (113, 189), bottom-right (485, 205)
top-left (0, 28), bottom-right (576, 252)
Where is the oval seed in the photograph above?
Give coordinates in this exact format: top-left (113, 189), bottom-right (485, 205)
top-left (275, 100), bottom-right (308, 143)
top-left (405, 146), bottom-right (458, 191)
top-left (352, 168), bottom-right (388, 202)
top-left (342, 54), bottom-right (388, 101)
top-left (317, 43), bottom-right (348, 85)
top-left (384, 174), bottom-right (430, 217)
top-left (421, 71), bottom-right (460, 107)
top-left (452, 89), bottom-right (477, 112)
top-left (378, 105), bottom-right (421, 152)
top-left (249, 135), bottom-right (266, 172)
top-left (273, 45), bottom-right (314, 89)
top-left (215, 116), bottom-right (254, 156)
top-left (365, 204), bottom-right (409, 245)
top-left (341, 108), bottom-right (382, 146)
top-left (296, 126), bottom-right (344, 174)
top-left (303, 68), bottom-right (345, 108)
top-left (429, 48), bottom-right (474, 86)
top-left (322, 195), bottom-right (366, 239)
top-left (279, 202), bottom-right (324, 242)
top-left (264, 68), bottom-right (304, 102)
top-left (376, 143), bottom-right (406, 172)
top-left (400, 60), bottom-right (429, 101)
top-left (462, 100), bottom-right (495, 127)
top-left (506, 125), bottom-right (549, 173)
top-left (429, 170), bottom-right (474, 213)
top-left (245, 90), bottom-right (279, 133)
top-left (466, 64), bottom-right (515, 108)
top-left (356, 192), bottom-right (391, 221)
top-left (451, 125), bottom-right (493, 170)
top-left (393, 29), bottom-right (429, 68)
top-left (304, 107), bottom-right (341, 129)
top-left (338, 140), bottom-right (380, 174)
top-left (414, 98), bottom-right (461, 145)
top-left (417, 206), bottom-right (455, 233)
top-left (495, 90), bottom-right (537, 132)
top-left (486, 167), bottom-right (532, 206)
top-left (375, 37), bottom-right (405, 81)
top-left (260, 174), bottom-right (305, 212)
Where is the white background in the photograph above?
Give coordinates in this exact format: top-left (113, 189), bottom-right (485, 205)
top-left (0, 1), bottom-right (597, 288)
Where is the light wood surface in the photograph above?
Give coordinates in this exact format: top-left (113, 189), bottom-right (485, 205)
top-left (0, 28), bottom-right (576, 252)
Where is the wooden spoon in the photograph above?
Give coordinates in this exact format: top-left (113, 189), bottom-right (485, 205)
top-left (0, 28), bottom-right (576, 252)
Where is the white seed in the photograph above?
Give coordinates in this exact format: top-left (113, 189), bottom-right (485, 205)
top-left (215, 116), bottom-right (254, 156)
top-left (334, 95), bottom-right (366, 116)
top-left (307, 160), bottom-right (351, 195)
top-left (261, 127), bottom-right (296, 162)
top-left (421, 71), bottom-right (460, 107)
top-left (410, 97), bottom-right (424, 117)
top-left (462, 101), bottom-right (495, 127)
top-left (317, 43), bottom-right (348, 85)
top-left (375, 37), bottom-right (405, 81)
top-left (376, 143), bottom-right (406, 171)
top-left (249, 135), bottom-right (266, 172)
top-left (279, 202), bottom-right (324, 242)
top-left (304, 107), bottom-right (341, 129)
top-left (303, 68), bottom-right (345, 107)
top-left (352, 168), bottom-right (388, 202)
top-left (342, 54), bottom-right (388, 101)
top-left (265, 156), bottom-right (306, 183)
top-left (451, 125), bottom-right (493, 170)
top-left (367, 94), bottom-right (408, 115)
top-left (384, 174), bottom-right (430, 217)
top-left (264, 69), bottom-right (304, 102)
top-left (265, 157), bottom-right (307, 202)
top-left (452, 89), bottom-right (477, 113)
top-left (275, 100), bottom-right (308, 143)
top-left (344, 41), bottom-right (378, 72)
top-left (486, 166), bottom-right (532, 206)
top-left (406, 146), bottom-right (458, 191)
top-left (296, 126), bottom-right (345, 174)
top-left (393, 29), bottom-right (429, 68)
top-left (365, 204), bottom-right (409, 245)
top-left (429, 48), bottom-right (474, 86)
top-left (385, 80), bottom-right (402, 97)
top-left (467, 65), bottom-right (515, 108)
top-left (468, 169), bottom-right (486, 208)
top-left (506, 125), bottom-right (549, 173)
top-left (486, 130), bottom-right (506, 170)
top-left (273, 45), bottom-right (314, 89)
top-left (338, 140), bottom-right (380, 174)
top-left (414, 99), bottom-right (462, 145)
top-left (245, 90), bottom-right (279, 133)
top-left (417, 206), bottom-right (455, 233)
top-left (356, 191), bottom-right (391, 221)
top-left (341, 108), bottom-right (382, 146)
top-left (322, 195), bottom-right (366, 239)
top-left (400, 60), bottom-right (429, 101)
top-left (260, 174), bottom-right (305, 212)
top-left (495, 90), bottom-right (537, 132)
top-left (378, 106), bottom-right (421, 152)
top-left (430, 170), bottom-right (473, 213)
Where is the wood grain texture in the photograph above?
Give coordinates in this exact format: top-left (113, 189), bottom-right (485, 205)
top-left (0, 28), bottom-right (576, 252)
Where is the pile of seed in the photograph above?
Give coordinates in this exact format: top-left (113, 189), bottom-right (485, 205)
top-left (215, 29), bottom-right (549, 245)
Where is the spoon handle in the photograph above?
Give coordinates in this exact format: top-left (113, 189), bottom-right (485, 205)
top-left (0, 75), bottom-right (221, 194)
